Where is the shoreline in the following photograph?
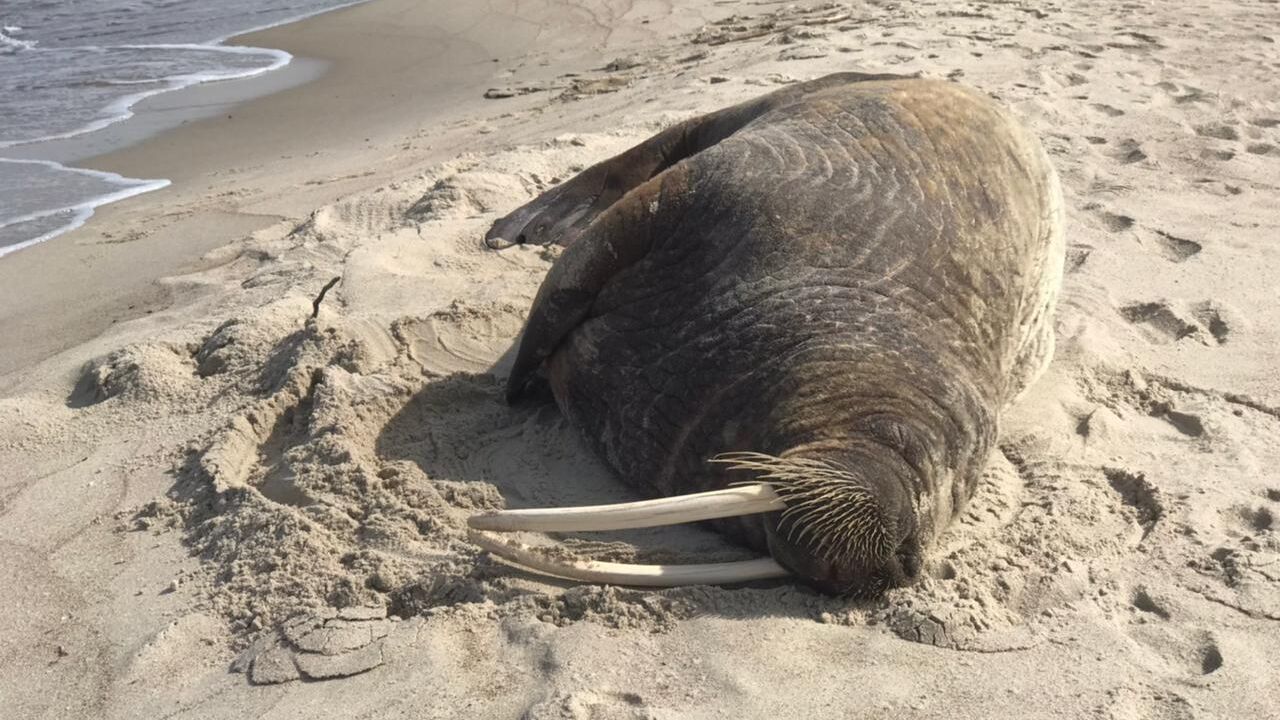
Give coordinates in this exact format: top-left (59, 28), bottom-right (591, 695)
top-left (0, 0), bottom-right (513, 378)
top-left (0, 0), bottom-right (374, 157)
top-left (0, 56), bottom-right (327, 256)
top-left (0, 0), bottom-right (716, 379)
top-left (1, 55), bottom-right (330, 167)
top-left (0, 1), bottom-right (370, 255)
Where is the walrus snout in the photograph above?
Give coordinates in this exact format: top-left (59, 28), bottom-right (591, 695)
top-left (764, 528), bottom-right (917, 598)
top-left (764, 506), bottom-right (922, 597)
top-left (743, 450), bottom-right (923, 597)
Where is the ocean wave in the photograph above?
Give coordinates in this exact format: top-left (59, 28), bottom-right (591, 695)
top-left (0, 0), bottom-right (370, 149)
top-left (0, 158), bottom-right (169, 257)
top-left (0, 25), bottom-right (36, 53)
top-left (0, 43), bottom-right (290, 149)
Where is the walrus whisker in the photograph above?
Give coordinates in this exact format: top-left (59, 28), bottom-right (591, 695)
top-left (467, 483), bottom-right (785, 533)
top-left (714, 452), bottom-right (893, 566)
top-left (468, 530), bottom-right (790, 587)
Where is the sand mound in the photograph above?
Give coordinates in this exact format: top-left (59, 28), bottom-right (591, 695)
top-left (70, 343), bottom-right (200, 407)
top-left (405, 170), bottom-right (529, 223)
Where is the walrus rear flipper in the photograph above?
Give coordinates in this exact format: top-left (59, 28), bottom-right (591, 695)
top-left (485, 72), bottom-right (914, 249)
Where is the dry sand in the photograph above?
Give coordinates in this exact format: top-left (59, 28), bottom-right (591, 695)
top-left (2, 0), bottom-right (1279, 718)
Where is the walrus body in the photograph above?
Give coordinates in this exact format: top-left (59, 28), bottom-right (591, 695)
top-left (490, 73), bottom-right (1064, 596)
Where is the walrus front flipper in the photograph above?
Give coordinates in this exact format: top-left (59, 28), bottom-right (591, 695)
top-left (504, 167), bottom-right (681, 403)
top-left (485, 72), bottom-right (913, 249)
top-left (484, 118), bottom-right (733, 249)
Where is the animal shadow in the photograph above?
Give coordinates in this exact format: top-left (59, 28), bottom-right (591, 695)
top-left (373, 364), bottom-right (801, 612)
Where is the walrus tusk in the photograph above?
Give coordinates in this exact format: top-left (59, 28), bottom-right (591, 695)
top-left (468, 530), bottom-right (790, 586)
top-left (466, 484), bottom-right (789, 586)
top-left (467, 483), bottom-right (785, 533)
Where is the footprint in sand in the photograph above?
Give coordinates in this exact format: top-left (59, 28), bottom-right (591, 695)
top-left (1064, 72), bottom-right (1089, 87)
top-left (1130, 621), bottom-right (1226, 678)
top-left (523, 690), bottom-right (654, 720)
top-left (1194, 122), bottom-right (1248, 164)
top-left (1065, 245), bottom-right (1093, 273)
top-left (1162, 409), bottom-right (1206, 438)
top-left (1091, 206), bottom-right (1135, 233)
top-left (1196, 124), bottom-right (1240, 141)
top-left (1153, 80), bottom-right (1208, 105)
top-left (391, 301), bottom-right (525, 377)
top-left (1118, 300), bottom-right (1230, 346)
top-left (1118, 301), bottom-right (1199, 343)
top-left (1201, 147), bottom-right (1236, 162)
top-left (1130, 586), bottom-right (1171, 620)
top-left (1121, 585), bottom-right (1225, 682)
top-left (1234, 505), bottom-right (1274, 534)
top-left (1190, 301), bottom-right (1230, 343)
top-left (1149, 229), bottom-right (1202, 263)
top-left (1109, 30), bottom-right (1165, 51)
top-left (1111, 138), bottom-right (1148, 164)
top-left (1101, 688), bottom-right (1196, 720)
top-left (1103, 466), bottom-right (1164, 544)
top-left (1090, 103), bottom-right (1126, 117)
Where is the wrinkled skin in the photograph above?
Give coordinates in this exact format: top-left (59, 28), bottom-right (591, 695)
top-left (490, 73), bottom-right (1064, 596)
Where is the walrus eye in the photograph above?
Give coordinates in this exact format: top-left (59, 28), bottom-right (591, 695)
top-left (515, 221), bottom-right (546, 246)
top-left (467, 483), bottom-right (791, 586)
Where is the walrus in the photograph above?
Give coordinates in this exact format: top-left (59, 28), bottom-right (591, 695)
top-left (468, 72), bottom-right (1064, 597)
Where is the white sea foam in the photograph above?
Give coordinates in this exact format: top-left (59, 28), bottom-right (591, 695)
top-left (0, 25), bottom-right (35, 53)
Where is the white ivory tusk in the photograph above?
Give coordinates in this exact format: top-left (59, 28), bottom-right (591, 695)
top-left (467, 483), bottom-right (785, 533)
top-left (468, 530), bottom-right (790, 586)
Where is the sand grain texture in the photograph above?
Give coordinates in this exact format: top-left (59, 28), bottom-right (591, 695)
top-left (1, 0), bottom-right (1279, 718)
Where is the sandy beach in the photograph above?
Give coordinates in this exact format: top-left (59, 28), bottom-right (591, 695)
top-left (2, 0), bottom-right (1278, 717)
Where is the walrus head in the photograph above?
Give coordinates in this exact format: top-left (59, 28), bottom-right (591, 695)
top-left (467, 449), bottom-right (923, 597)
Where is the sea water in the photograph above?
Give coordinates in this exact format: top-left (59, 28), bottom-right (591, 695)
top-left (0, 0), bottom-right (362, 256)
